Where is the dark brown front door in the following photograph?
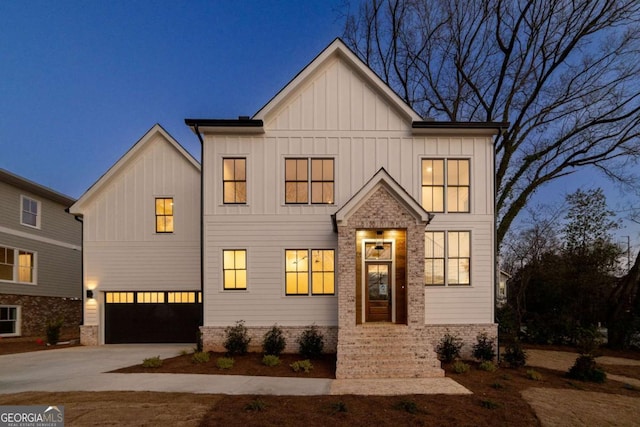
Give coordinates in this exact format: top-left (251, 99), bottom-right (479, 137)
top-left (366, 262), bottom-right (391, 322)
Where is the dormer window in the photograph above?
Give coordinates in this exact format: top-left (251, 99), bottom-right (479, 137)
top-left (20, 196), bottom-right (40, 228)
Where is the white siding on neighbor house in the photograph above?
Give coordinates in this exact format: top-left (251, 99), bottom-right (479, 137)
top-left (203, 216), bottom-right (337, 327)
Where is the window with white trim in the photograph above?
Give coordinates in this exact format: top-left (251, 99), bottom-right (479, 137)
top-left (20, 195), bottom-right (40, 228)
top-left (0, 306), bottom-right (20, 336)
top-left (425, 231), bottom-right (470, 286)
top-left (0, 246), bottom-right (35, 284)
top-left (421, 159), bottom-right (470, 213)
top-left (285, 249), bottom-right (335, 295)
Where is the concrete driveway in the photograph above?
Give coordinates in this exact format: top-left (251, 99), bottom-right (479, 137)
top-left (0, 344), bottom-right (333, 395)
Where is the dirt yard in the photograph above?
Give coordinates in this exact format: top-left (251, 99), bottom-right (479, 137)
top-left (1, 339), bottom-right (640, 426)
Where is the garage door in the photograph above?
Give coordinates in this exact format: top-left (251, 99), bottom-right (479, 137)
top-left (105, 291), bottom-right (202, 344)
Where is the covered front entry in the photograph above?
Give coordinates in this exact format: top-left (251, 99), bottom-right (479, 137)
top-left (104, 291), bottom-right (202, 344)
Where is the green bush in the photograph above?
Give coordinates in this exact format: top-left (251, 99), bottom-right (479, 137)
top-left (192, 351), bottom-right (210, 364)
top-left (567, 355), bottom-right (607, 383)
top-left (452, 360), bottom-right (470, 374)
top-left (478, 361), bottom-right (497, 372)
top-left (46, 318), bottom-right (64, 345)
top-left (142, 356), bottom-right (162, 368)
top-left (330, 401), bottom-right (348, 414)
top-left (244, 398), bottom-right (266, 412)
top-left (262, 355), bottom-right (281, 367)
top-left (526, 369), bottom-right (543, 381)
top-left (224, 320), bottom-right (251, 356)
top-left (480, 399), bottom-right (501, 409)
top-left (472, 333), bottom-right (496, 362)
top-left (503, 341), bottom-right (527, 368)
top-left (290, 359), bottom-right (313, 373)
top-left (262, 325), bottom-right (286, 356)
top-left (216, 357), bottom-right (235, 369)
top-left (394, 399), bottom-right (418, 414)
top-left (436, 332), bottom-right (463, 363)
top-left (490, 382), bottom-right (504, 389)
top-left (297, 325), bottom-right (324, 359)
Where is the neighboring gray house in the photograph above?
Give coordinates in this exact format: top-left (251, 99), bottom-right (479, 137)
top-left (0, 169), bottom-right (82, 337)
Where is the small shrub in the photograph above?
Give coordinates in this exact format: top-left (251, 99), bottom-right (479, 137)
top-left (567, 355), bottom-right (606, 383)
top-left (480, 399), bottom-right (501, 409)
top-left (297, 325), bottom-right (324, 359)
top-left (526, 369), bottom-right (543, 381)
top-left (472, 333), bottom-right (496, 362)
top-left (330, 401), bottom-right (348, 414)
top-left (436, 332), bottom-right (463, 363)
top-left (452, 360), bottom-right (470, 374)
top-left (503, 341), bottom-right (527, 368)
top-left (490, 382), bottom-right (504, 389)
top-left (224, 320), bottom-right (251, 356)
top-left (192, 351), bottom-right (210, 364)
top-left (46, 318), bottom-right (64, 345)
top-left (262, 355), bottom-right (281, 367)
top-left (216, 357), bottom-right (235, 370)
top-left (501, 373), bottom-right (512, 381)
top-left (244, 398), bottom-right (266, 412)
top-left (262, 325), bottom-right (286, 356)
top-left (290, 359), bottom-right (313, 373)
top-left (142, 356), bottom-right (162, 368)
top-left (196, 330), bottom-right (203, 353)
top-left (394, 399), bottom-right (418, 414)
top-left (180, 348), bottom-right (192, 356)
top-left (478, 361), bottom-right (497, 372)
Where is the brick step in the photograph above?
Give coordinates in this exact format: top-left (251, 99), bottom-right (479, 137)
top-left (336, 364), bottom-right (445, 379)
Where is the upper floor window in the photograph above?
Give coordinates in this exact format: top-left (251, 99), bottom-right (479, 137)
top-left (425, 231), bottom-right (470, 286)
top-left (285, 249), bottom-right (335, 295)
top-left (285, 158), bottom-right (334, 204)
top-left (223, 249), bottom-right (247, 290)
top-left (421, 159), bottom-right (469, 213)
top-left (0, 246), bottom-right (35, 284)
top-left (155, 198), bottom-right (174, 233)
top-left (223, 158), bottom-right (246, 204)
top-left (20, 196), bottom-right (40, 228)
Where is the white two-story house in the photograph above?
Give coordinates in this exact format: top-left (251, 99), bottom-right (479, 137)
top-left (186, 39), bottom-right (506, 378)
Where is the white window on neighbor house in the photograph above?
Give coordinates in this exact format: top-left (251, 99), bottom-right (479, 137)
top-left (0, 306), bottom-right (20, 336)
top-left (285, 158), bottom-right (334, 204)
top-left (155, 197), bottom-right (174, 233)
top-left (421, 159), bottom-right (470, 213)
top-left (285, 249), bottom-right (335, 295)
top-left (223, 249), bottom-right (247, 290)
top-left (223, 158), bottom-right (247, 204)
top-left (425, 231), bottom-right (470, 286)
top-left (20, 195), bottom-right (41, 228)
top-left (0, 246), bottom-right (36, 284)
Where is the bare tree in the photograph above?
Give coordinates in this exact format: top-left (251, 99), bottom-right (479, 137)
top-left (343, 0), bottom-right (640, 244)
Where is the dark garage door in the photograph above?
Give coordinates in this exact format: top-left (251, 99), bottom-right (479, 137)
top-left (105, 291), bottom-right (202, 344)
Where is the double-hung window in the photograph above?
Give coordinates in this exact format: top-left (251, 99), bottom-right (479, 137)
top-left (223, 250), bottom-right (247, 290)
top-left (421, 159), bottom-right (469, 213)
top-left (20, 195), bottom-right (40, 228)
top-left (425, 231), bottom-right (470, 286)
top-left (285, 249), bottom-right (335, 295)
top-left (155, 198), bottom-right (174, 233)
top-left (0, 306), bottom-right (20, 336)
top-left (0, 246), bottom-right (35, 284)
top-left (223, 158), bottom-right (247, 204)
top-left (285, 158), bottom-right (334, 204)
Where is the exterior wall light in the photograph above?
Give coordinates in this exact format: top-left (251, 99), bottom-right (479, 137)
top-left (86, 289), bottom-right (94, 299)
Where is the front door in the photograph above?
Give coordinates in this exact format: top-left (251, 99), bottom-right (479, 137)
top-left (366, 262), bottom-right (391, 322)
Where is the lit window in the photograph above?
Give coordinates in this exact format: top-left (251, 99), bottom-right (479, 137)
top-left (425, 231), bottom-right (470, 286)
top-left (286, 249), bottom-right (335, 295)
top-left (105, 292), bottom-right (135, 303)
top-left (155, 198), bottom-right (174, 233)
top-left (285, 158), bottom-right (334, 204)
top-left (20, 196), bottom-right (40, 228)
top-left (136, 292), bottom-right (166, 303)
top-left (0, 306), bottom-right (19, 336)
top-left (421, 159), bottom-right (469, 213)
top-left (168, 292), bottom-right (198, 303)
top-left (0, 246), bottom-right (35, 284)
top-left (223, 158), bottom-right (247, 204)
top-left (223, 250), bottom-right (247, 290)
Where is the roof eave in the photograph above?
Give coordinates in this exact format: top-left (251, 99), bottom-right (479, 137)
top-left (412, 121), bottom-right (510, 136)
top-left (0, 169), bottom-right (75, 206)
top-left (185, 118), bottom-right (265, 135)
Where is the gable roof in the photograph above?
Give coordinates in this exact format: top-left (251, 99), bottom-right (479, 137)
top-left (0, 168), bottom-right (75, 206)
top-left (333, 168), bottom-right (433, 230)
top-left (253, 38), bottom-right (422, 123)
top-left (69, 124), bottom-right (200, 214)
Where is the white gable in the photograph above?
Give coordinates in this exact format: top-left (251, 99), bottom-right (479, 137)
top-left (254, 39), bottom-right (421, 131)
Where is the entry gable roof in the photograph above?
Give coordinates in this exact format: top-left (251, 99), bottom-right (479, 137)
top-left (333, 168), bottom-right (433, 230)
top-left (69, 124), bottom-right (200, 214)
top-left (253, 38), bottom-right (422, 126)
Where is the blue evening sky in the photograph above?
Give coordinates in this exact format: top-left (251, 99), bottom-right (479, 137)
top-left (1, 1), bottom-right (638, 251)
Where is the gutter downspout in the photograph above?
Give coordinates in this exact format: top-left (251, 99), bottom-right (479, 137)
top-left (194, 124), bottom-right (205, 346)
top-left (66, 208), bottom-right (84, 326)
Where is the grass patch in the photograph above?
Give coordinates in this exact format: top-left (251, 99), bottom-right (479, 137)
top-left (216, 357), bottom-right (234, 370)
top-left (290, 359), bottom-right (313, 373)
top-left (142, 356), bottom-right (162, 368)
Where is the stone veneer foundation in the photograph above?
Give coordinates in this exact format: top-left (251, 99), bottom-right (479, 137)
top-left (0, 294), bottom-right (81, 338)
top-left (80, 325), bottom-right (99, 346)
